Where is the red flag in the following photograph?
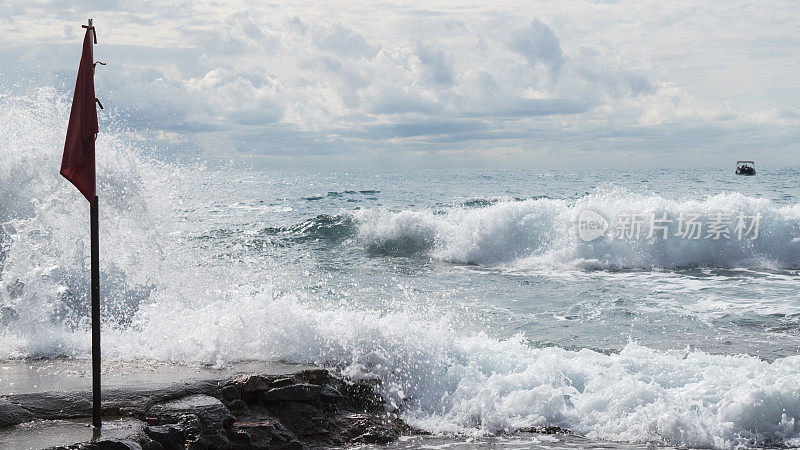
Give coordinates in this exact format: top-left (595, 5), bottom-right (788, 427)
top-left (60, 26), bottom-right (98, 203)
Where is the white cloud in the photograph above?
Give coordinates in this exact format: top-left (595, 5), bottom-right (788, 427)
top-left (0, 0), bottom-right (798, 167)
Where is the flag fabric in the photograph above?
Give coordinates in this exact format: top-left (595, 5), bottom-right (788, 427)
top-left (60, 26), bottom-right (98, 203)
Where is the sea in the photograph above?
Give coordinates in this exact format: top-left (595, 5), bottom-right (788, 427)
top-left (2, 89), bottom-right (800, 448)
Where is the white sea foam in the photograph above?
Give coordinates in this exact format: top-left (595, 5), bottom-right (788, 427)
top-left (87, 288), bottom-right (800, 447)
top-left (110, 297), bottom-right (800, 448)
top-left (353, 193), bottom-right (800, 270)
top-left (2, 90), bottom-right (799, 448)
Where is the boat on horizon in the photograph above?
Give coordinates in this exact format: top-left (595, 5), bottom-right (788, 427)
top-left (736, 160), bottom-right (756, 175)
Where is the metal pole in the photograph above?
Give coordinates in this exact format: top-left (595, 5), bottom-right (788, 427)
top-left (87, 17), bottom-right (101, 432)
top-left (91, 195), bottom-right (101, 430)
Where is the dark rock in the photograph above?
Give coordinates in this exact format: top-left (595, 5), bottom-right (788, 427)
top-left (98, 439), bottom-right (142, 450)
top-left (352, 431), bottom-right (394, 445)
top-left (147, 396), bottom-right (234, 449)
top-left (0, 398), bottom-right (33, 427)
top-left (225, 428), bottom-right (252, 449)
top-left (320, 384), bottom-right (344, 402)
top-left (226, 399), bottom-right (250, 416)
top-left (268, 377), bottom-right (295, 389)
top-left (10, 366), bottom-right (419, 449)
top-left (144, 424), bottom-right (185, 449)
top-left (260, 383), bottom-right (321, 404)
top-left (45, 423), bottom-right (161, 450)
top-left (5, 379), bottom-right (220, 423)
top-left (277, 402), bottom-right (325, 436)
top-left (147, 394), bottom-right (233, 430)
top-left (339, 412), bottom-right (414, 445)
top-left (232, 374), bottom-right (274, 402)
top-left (294, 369), bottom-right (331, 386)
top-left (129, 432), bottom-right (163, 450)
top-left (5, 391), bottom-right (92, 419)
top-left (221, 384), bottom-right (240, 401)
top-left (72, 439), bottom-right (143, 450)
top-left (233, 418), bottom-right (301, 450)
top-left (174, 411), bottom-right (230, 449)
top-left (178, 413), bottom-right (202, 445)
top-left (517, 425), bottom-right (573, 435)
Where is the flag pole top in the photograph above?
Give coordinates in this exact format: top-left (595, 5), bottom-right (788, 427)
top-left (82, 18), bottom-right (97, 44)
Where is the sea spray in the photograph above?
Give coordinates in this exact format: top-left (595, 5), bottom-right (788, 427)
top-left (0, 88), bottom-right (185, 356)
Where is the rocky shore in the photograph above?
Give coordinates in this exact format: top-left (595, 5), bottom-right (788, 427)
top-left (0, 366), bottom-right (417, 449)
top-left (0, 361), bottom-right (590, 449)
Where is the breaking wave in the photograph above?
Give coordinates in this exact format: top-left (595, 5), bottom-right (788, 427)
top-left (109, 300), bottom-right (800, 448)
top-left (2, 89), bottom-right (800, 448)
top-left (351, 195), bottom-right (800, 270)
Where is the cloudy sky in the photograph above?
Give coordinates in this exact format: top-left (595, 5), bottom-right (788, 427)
top-left (1, 0), bottom-right (799, 168)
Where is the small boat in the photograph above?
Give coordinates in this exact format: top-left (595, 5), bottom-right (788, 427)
top-left (735, 160), bottom-right (756, 176)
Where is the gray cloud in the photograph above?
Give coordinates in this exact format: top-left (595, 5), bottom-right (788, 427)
top-left (509, 19), bottom-right (564, 73)
top-left (415, 42), bottom-right (454, 86)
top-left (1, 1), bottom-right (797, 168)
top-left (312, 23), bottom-right (377, 59)
top-left (366, 120), bottom-right (488, 139)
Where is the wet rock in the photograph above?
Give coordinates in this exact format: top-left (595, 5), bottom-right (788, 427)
top-left (340, 381), bottom-right (384, 409)
top-left (339, 412), bottom-right (415, 445)
top-left (148, 394), bottom-right (233, 430)
top-left (6, 392), bottom-right (92, 419)
top-left (229, 374), bottom-right (274, 402)
top-left (8, 366), bottom-right (419, 449)
top-left (517, 425), bottom-right (572, 435)
top-left (226, 399), bottom-right (250, 416)
top-left (277, 402), bottom-right (325, 436)
top-left (233, 418), bottom-right (301, 450)
top-left (177, 413), bottom-right (202, 446)
top-left (239, 374), bottom-right (275, 392)
top-left (0, 398), bottom-right (33, 427)
top-left (144, 424), bottom-right (185, 449)
top-left (268, 377), bottom-right (295, 389)
top-left (50, 439), bottom-right (145, 450)
top-left (179, 411), bottom-right (230, 449)
top-left (97, 438), bottom-right (144, 450)
top-left (260, 383), bottom-right (321, 404)
top-left (320, 385), bottom-right (344, 402)
top-left (225, 428), bottom-right (251, 449)
top-left (221, 384), bottom-right (240, 401)
top-left (293, 369), bottom-right (331, 386)
top-left (147, 396), bottom-right (234, 449)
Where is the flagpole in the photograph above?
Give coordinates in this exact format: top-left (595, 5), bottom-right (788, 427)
top-left (91, 195), bottom-right (101, 431)
top-left (86, 17), bottom-right (102, 433)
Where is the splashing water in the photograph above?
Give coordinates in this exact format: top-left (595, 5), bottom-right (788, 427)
top-left (1, 89), bottom-right (800, 448)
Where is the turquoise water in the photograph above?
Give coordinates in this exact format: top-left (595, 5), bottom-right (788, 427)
top-left (2, 90), bottom-right (800, 447)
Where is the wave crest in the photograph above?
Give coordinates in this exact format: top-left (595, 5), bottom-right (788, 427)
top-left (351, 194), bottom-right (800, 269)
